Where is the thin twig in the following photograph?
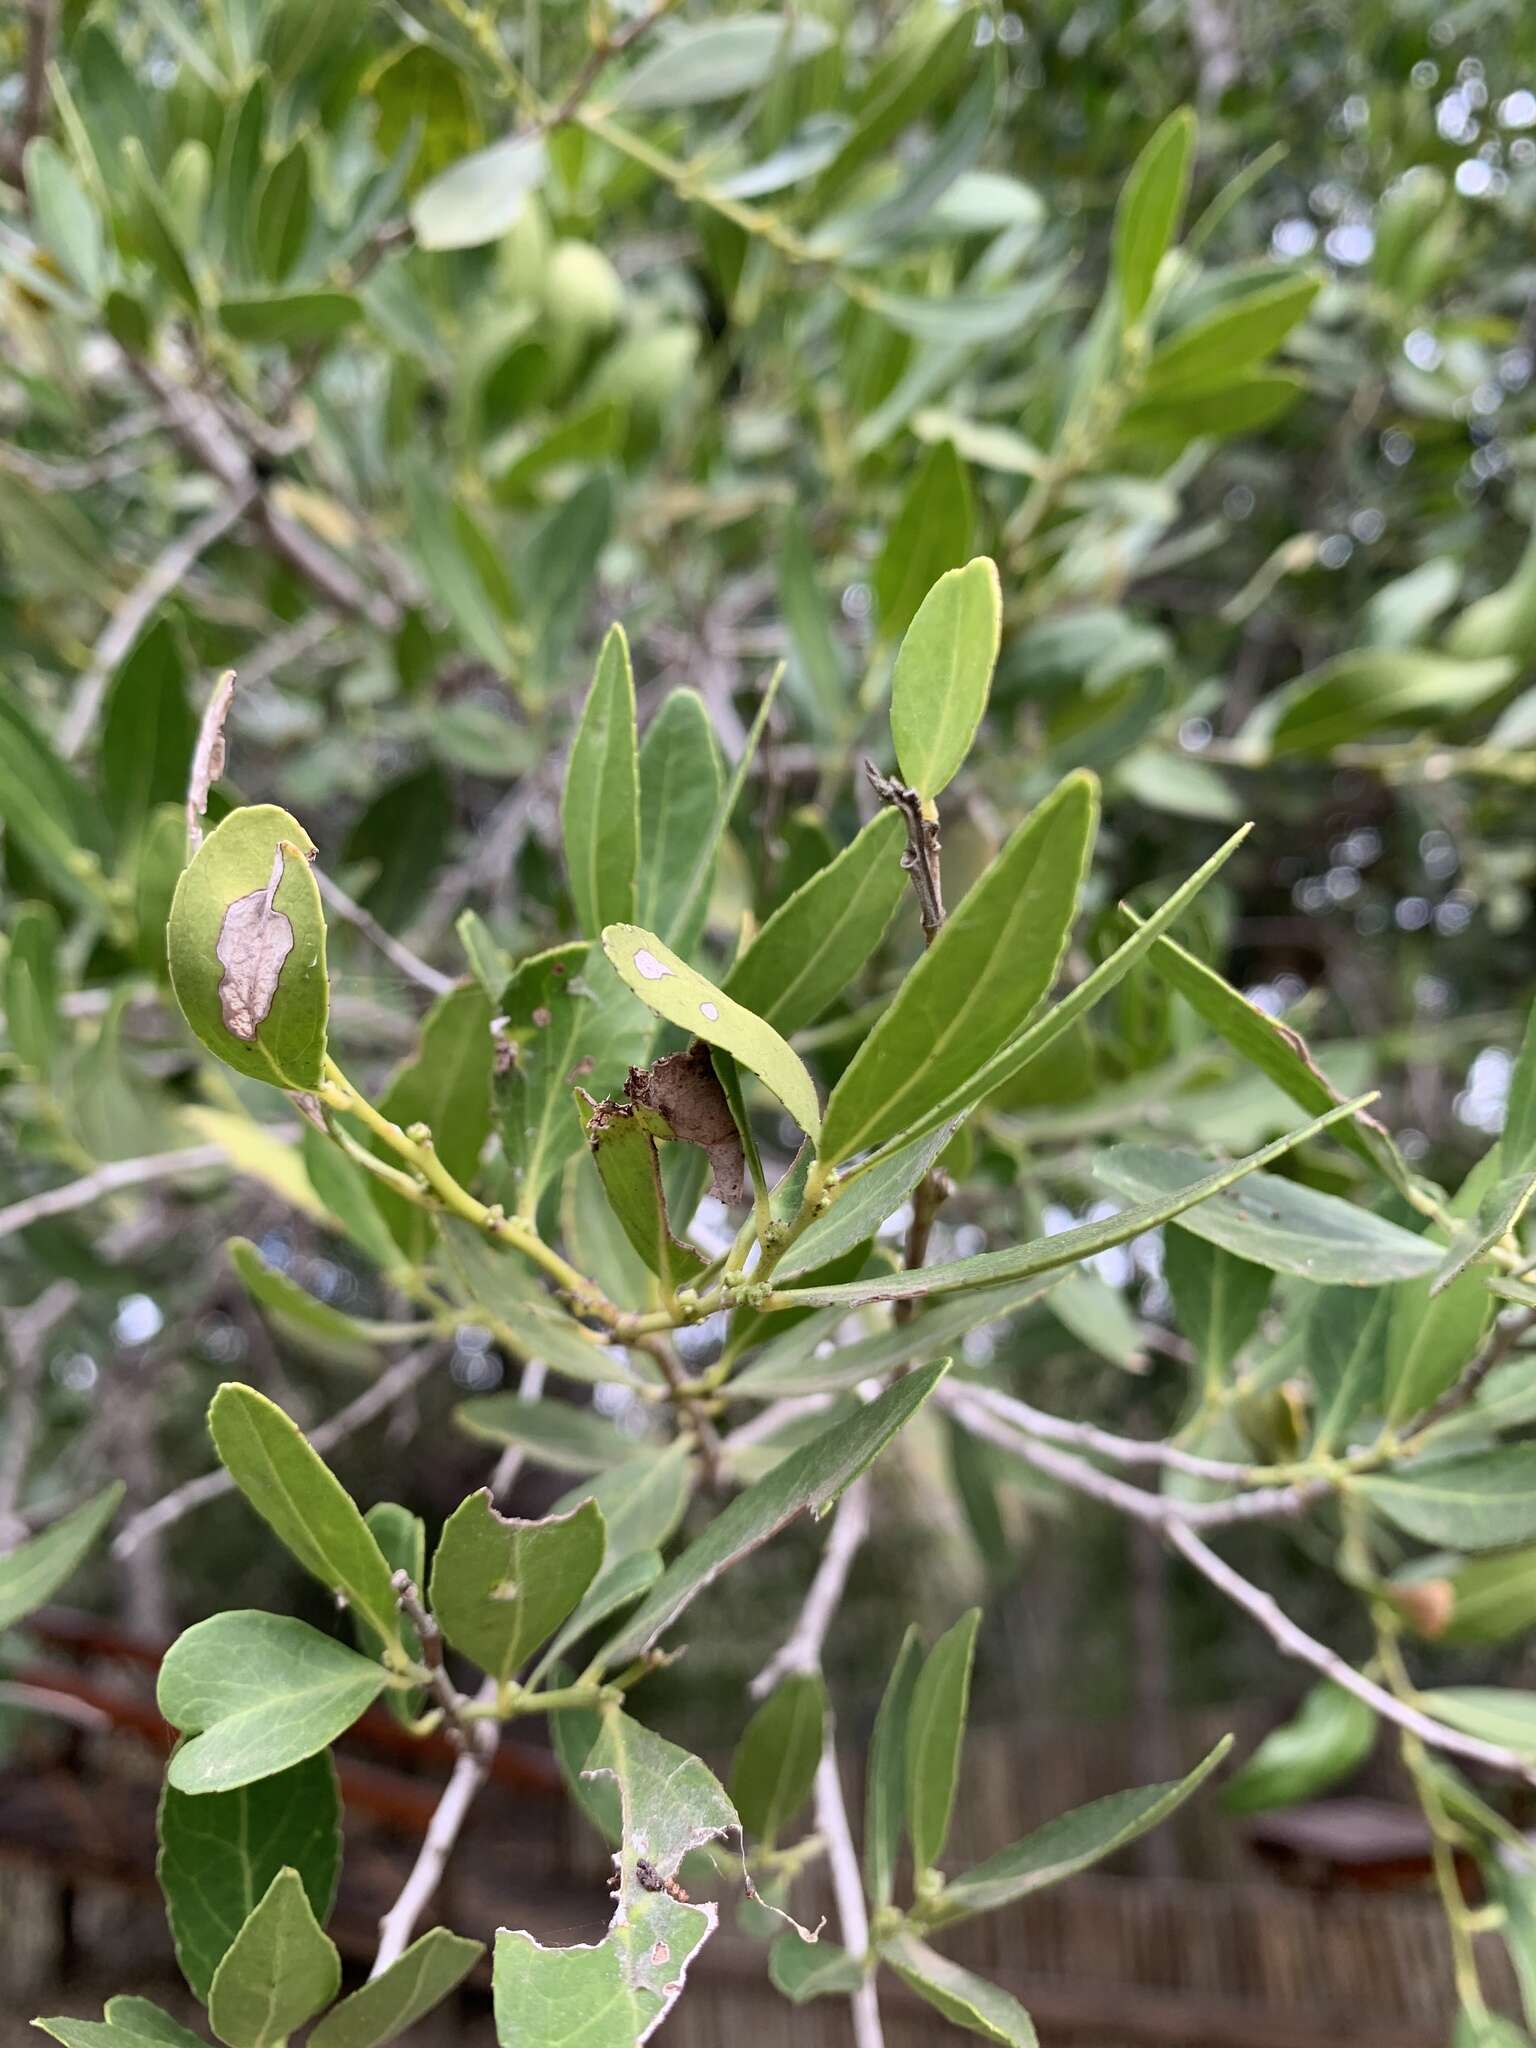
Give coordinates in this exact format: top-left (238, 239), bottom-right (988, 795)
top-left (865, 761), bottom-right (945, 942)
top-left (816, 1745), bottom-right (885, 2048)
top-left (0, 1681), bottom-right (110, 1730)
top-left (113, 1344), bottom-right (440, 1559)
top-left (1412, 1303), bottom-right (1536, 1437)
top-left (0, 441), bottom-right (161, 491)
top-left (371, 1693), bottom-right (499, 1975)
top-left (1167, 1520), bottom-right (1536, 1786)
top-left (954, 1381), bottom-right (1261, 1482)
top-left (0, 1145), bottom-right (227, 1246)
top-left (60, 493), bottom-right (256, 759)
top-left (488, 1359), bottom-right (549, 1501)
top-left (723, 1394), bottom-right (834, 1458)
top-left (546, 0), bottom-right (684, 127)
top-left (186, 668), bottom-right (236, 855)
top-left (751, 1480), bottom-right (869, 1698)
top-left (317, 871), bottom-right (455, 997)
top-left (942, 1387), bottom-right (1324, 1529)
top-left (393, 1572), bottom-right (470, 1733)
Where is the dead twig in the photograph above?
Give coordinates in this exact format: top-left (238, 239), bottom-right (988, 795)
top-left (0, 1146), bottom-right (227, 1246)
top-left (186, 668), bottom-right (237, 855)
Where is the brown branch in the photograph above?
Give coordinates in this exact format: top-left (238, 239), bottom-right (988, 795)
top-left (865, 761), bottom-right (945, 942)
top-left (0, 0), bottom-right (58, 186)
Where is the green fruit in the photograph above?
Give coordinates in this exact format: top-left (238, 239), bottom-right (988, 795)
top-left (587, 325), bottom-right (698, 418)
top-left (542, 239), bottom-right (625, 341)
top-left (1444, 527), bottom-right (1536, 662)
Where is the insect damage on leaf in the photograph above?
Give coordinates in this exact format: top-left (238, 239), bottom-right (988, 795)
top-left (216, 843), bottom-right (304, 1042)
top-left (626, 1043), bottom-right (746, 1206)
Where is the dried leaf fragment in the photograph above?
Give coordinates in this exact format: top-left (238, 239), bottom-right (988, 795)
top-left (625, 1043), bottom-right (747, 1206)
top-left (216, 845), bottom-right (297, 1041)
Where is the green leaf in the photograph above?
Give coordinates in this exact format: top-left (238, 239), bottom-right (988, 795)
top-left (1434, 1167), bottom-right (1536, 1295)
top-left (1417, 1548), bottom-right (1536, 1647)
top-left (1360, 1450), bottom-right (1536, 1552)
top-left (768, 1934), bottom-right (863, 2003)
top-left (122, 136), bottom-right (201, 310)
top-left (33, 2001), bottom-right (207, 2048)
top-left (874, 444), bottom-right (975, 645)
top-left (581, 1094), bottom-right (709, 1292)
top-left (1117, 374), bottom-right (1302, 447)
top-left (730, 1674), bottom-right (826, 1843)
top-left (308, 1930), bottom-right (484, 2048)
top-left (439, 1220), bottom-right (643, 1388)
top-left (1505, 1002), bottom-right (1536, 1170)
top-left (616, 15), bottom-right (833, 109)
top-left (429, 1492), bottom-right (605, 1683)
top-left (1452, 2013), bottom-right (1533, 2048)
top-left (208, 1383), bottom-right (402, 1651)
top-left (1114, 108), bottom-right (1196, 323)
top-left (551, 1440), bottom-right (693, 1561)
top-left (733, 1274), bottom-right (1058, 1398)
top-left (1161, 1233), bottom-right (1272, 1378)
top-left (1133, 918), bottom-right (1395, 1184)
top-left (888, 557), bottom-right (1000, 802)
top-left (207, 1867), bottom-right (340, 2048)
top-left (1146, 273), bottom-right (1319, 395)
top-left (600, 1365), bottom-right (947, 1665)
top-left (25, 136), bottom-right (107, 299)
top-left (866, 1626), bottom-right (923, 1907)
top-left (531, 1550), bottom-right (664, 1682)
top-left (0, 1482), bottom-right (123, 1633)
top-left (0, 695), bottom-right (111, 909)
top-left (1416, 1688), bottom-right (1536, 1754)
top-left (779, 1125), bottom-right (958, 1279)
top-left (167, 804), bottom-right (329, 1091)
top-left (768, 1098), bottom-right (1381, 1308)
top-left (818, 771), bottom-right (1097, 1165)
top-left (550, 1700), bottom-right (622, 1845)
top-left (811, 9), bottom-right (978, 211)
top-left (494, 942), bottom-right (602, 1216)
top-left (879, 1932), bottom-right (1038, 2045)
top-left (402, 463), bottom-right (513, 674)
top-left (1242, 648), bottom-right (1515, 757)
top-left (494, 1708), bottom-right (731, 2044)
top-left (1096, 1146), bottom-right (1440, 1286)
top-left (159, 1612), bottom-right (386, 1793)
top-left (1307, 1285), bottom-right (1394, 1456)
top-left (603, 923), bottom-right (822, 1142)
top-left (455, 1396), bottom-right (636, 1474)
top-left (225, 1238), bottom-right (381, 1359)
top-left (6, 900), bottom-right (60, 1075)
top-left (158, 1752), bottom-right (341, 2002)
top-left (1382, 1173), bottom-right (1494, 1422)
top-left (1222, 1686), bottom-right (1375, 1814)
top-left (777, 507), bottom-right (846, 732)
top-left (218, 289), bottom-right (361, 343)
top-left (906, 1608), bottom-right (980, 1876)
top-left (254, 139), bottom-right (311, 283)
top-left (356, 1504), bottom-right (426, 1690)
top-left (868, 268), bottom-right (1068, 345)
top-left (935, 1738), bottom-right (1231, 1921)
top-left (563, 625), bottom-right (639, 940)
top-left (637, 689), bottom-right (723, 955)
top-left (371, 982), bottom-right (494, 1255)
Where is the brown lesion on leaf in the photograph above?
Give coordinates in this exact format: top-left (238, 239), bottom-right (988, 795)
top-left (624, 1043), bottom-right (747, 1207)
top-left (215, 842), bottom-right (304, 1042)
